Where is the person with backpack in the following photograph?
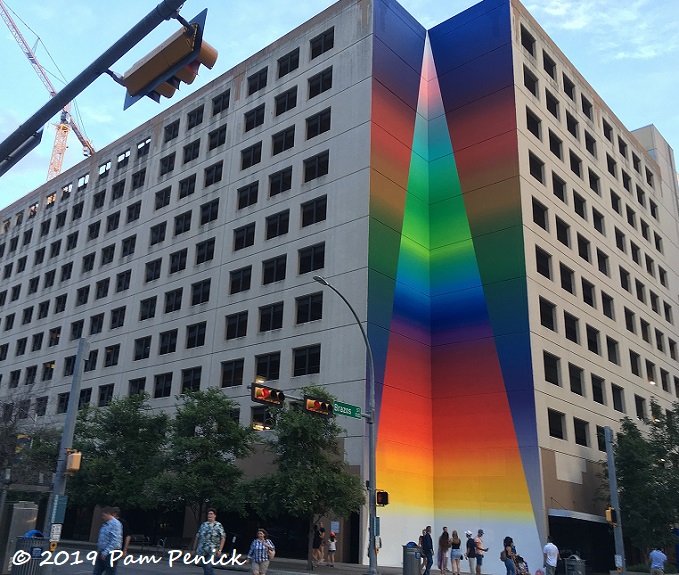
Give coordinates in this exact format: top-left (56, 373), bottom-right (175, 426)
top-left (464, 531), bottom-right (476, 575)
top-left (501, 536), bottom-right (516, 575)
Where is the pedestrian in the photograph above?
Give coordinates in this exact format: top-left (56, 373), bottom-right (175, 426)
top-left (92, 506), bottom-right (123, 575)
top-left (419, 529), bottom-right (428, 574)
top-left (247, 528), bottom-right (276, 575)
top-left (474, 529), bottom-right (488, 575)
top-left (502, 536), bottom-right (515, 575)
top-left (649, 545), bottom-right (667, 575)
top-left (312, 524), bottom-right (323, 565)
top-left (464, 531), bottom-right (476, 575)
top-left (327, 531), bottom-right (337, 567)
top-left (422, 526), bottom-right (434, 575)
top-left (542, 536), bottom-right (560, 575)
top-left (111, 509), bottom-right (131, 556)
top-left (449, 530), bottom-right (463, 575)
top-left (438, 527), bottom-right (451, 574)
top-left (193, 508), bottom-right (226, 575)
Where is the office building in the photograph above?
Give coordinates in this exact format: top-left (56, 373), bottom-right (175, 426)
top-left (1, 0), bottom-right (677, 568)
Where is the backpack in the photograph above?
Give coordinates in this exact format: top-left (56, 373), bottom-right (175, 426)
top-left (500, 550), bottom-right (507, 562)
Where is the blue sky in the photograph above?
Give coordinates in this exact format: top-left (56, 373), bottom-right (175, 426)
top-left (1, 0), bottom-right (677, 211)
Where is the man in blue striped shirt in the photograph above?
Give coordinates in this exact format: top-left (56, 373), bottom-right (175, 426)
top-left (93, 506), bottom-right (123, 575)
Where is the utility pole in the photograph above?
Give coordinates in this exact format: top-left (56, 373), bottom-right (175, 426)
top-left (605, 426), bottom-right (626, 575)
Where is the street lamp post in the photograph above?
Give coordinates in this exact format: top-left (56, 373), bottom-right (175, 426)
top-left (313, 275), bottom-right (378, 575)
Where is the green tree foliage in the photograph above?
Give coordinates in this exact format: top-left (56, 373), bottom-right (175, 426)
top-left (248, 385), bottom-right (365, 568)
top-left (68, 393), bottom-right (169, 508)
top-left (154, 388), bottom-right (256, 526)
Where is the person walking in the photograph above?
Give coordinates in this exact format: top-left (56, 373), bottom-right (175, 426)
top-left (327, 532), bottom-right (337, 567)
top-left (193, 508), bottom-right (226, 575)
top-left (502, 536), bottom-right (516, 575)
top-left (438, 527), bottom-right (451, 574)
top-left (449, 530), bottom-right (463, 575)
top-left (474, 529), bottom-right (488, 575)
top-left (423, 526), bottom-right (434, 575)
top-left (92, 507), bottom-right (123, 575)
top-left (247, 528), bottom-right (276, 575)
top-left (542, 536), bottom-right (560, 575)
top-left (419, 529), bottom-right (428, 574)
top-left (464, 531), bottom-right (476, 575)
top-left (649, 545), bottom-right (667, 575)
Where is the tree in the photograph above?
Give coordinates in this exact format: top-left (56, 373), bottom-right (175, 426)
top-left (154, 388), bottom-right (256, 526)
top-left (248, 385), bottom-right (365, 569)
top-left (68, 393), bottom-right (169, 509)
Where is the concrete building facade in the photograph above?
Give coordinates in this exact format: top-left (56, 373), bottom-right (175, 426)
top-left (1, 0), bottom-right (677, 569)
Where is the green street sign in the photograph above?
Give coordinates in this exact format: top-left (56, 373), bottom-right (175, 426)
top-left (333, 401), bottom-right (361, 419)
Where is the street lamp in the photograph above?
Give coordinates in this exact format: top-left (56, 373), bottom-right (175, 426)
top-left (313, 275), bottom-right (378, 575)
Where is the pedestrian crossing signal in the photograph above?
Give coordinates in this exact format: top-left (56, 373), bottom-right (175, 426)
top-left (376, 491), bottom-right (389, 506)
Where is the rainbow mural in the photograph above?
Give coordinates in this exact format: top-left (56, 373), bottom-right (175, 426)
top-left (368, 0), bottom-right (543, 568)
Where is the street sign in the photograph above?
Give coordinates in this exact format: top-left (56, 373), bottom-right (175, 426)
top-left (333, 401), bottom-right (361, 419)
top-left (50, 523), bottom-right (62, 542)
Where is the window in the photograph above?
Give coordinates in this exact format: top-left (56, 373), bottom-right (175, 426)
top-left (110, 306), bottom-right (126, 329)
top-left (615, 228), bottom-right (626, 253)
top-left (542, 50), bottom-right (556, 78)
top-left (104, 344), bottom-right (120, 367)
top-left (131, 168), bottom-right (146, 190)
top-left (150, 222), bottom-right (167, 245)
top-left (145, 258), bottom-right (162, 282)
top-left (57, 393), bottom-right (70, 414)
top-left (159, 329), bottom-right (178, 355)
top-left (298, 243), bottom-right (325, 274)
top-left (90, 313), bottom-right (104, 335)
top-left (230, 266), bottom-right (252, 294)
top-left (159, 152), bottom-right (176, 176)
top-left (592, 209), bottom-right (605, 234)
top-left (165, 288), bottom-right (183, 313)
top-left (111, 180), bottom-right (125, 200)
top-left (586, 325), bottom-right (600, 354)
top-left (591, 374), bottom-right (605, 404)
top-left (577, 234), bottom-right (590, 262)
top-left (610, 190), bottom-right (621, 214)
top-left (222, 359), bottom-right (244, 388)
top-left (266, 210), bottom-right (289, 239)
top-left (548, 409), bottom-right (565, 439)
top-left (581, 279), bottom-right (595, 307)
top-left (530, 199), bottom-right (547, 231)
top-left (543, 351), bottom-right (560, 385)
top-left (539, 298), bottom-right (556, 331)
top-left (259, 301), bottom-right (283, 332)
top-left (179, 174), bottom-right (197, 198)
top-left (35, 397), bottom-right (48, 417)
top-left (48, 327), bottom-right (61, 347)
top-left (96, 278), bottom-right (110, 299)
top-left (187, 105), bottom-right (204, 129)
top-left (115, 270), bottom-right (131, 293)
top-left (247, 67), bottom-right (268, 95)
top-left (182, 367), bottom-right (202, 393)
top-left (101, 244), bottom-right (115, 265)
top-left (169, 248), bottom-right (187, 273)
top-left (275, 87), bottom-right (297, 116)
top-left (635, 280), bottom-right (645, 303)
top-left (237, 183), bottom-right (259, 209)
top-left (121, 235), bottom-right (136, 257)
top-left (296, 292), bottom-right (323, 324)
top-left (606, 337), bottom-right (619, 364)
top-left (307, 108), bottom-right (331, 139)
top-left (127, 201), bottom-right (141, 223)
top-left (241, 142), bottom-right (262, 169)
top-left (551, 172), bottom-right (566, 202)
top-left (545, 89), bottom-right (559, 118)
top-left (270, 167), bottom-right (292, 196)
top-left (93, 191), bottom-right (106, 210)
top-left (66, 232), bottom-right (79, 250)
top-left (612, 384), bottom-right (625, 413)
top-left (529, 152), bottom-right (544, 183)
top-left (155, 187), bottom-right (171, 210)
top-left (234, 223), bottom-right (255, 250)
top-left (154, 373), bottom-right (173, 398)
top-left (523, 66), bottom-right (538, 97)
top-left (562, 73), bottom-right (575, 99)
top-left (191, 278), bottom-right (211, 305)
top-left (535, 246), bottom-right (551, 278)
top-left (566, 112), bottom-right (579, 139)
top-left (262, 255), bottom-right (287, 284)
top-left (585, 131), bottom-right (597, 157)
top-left (200, 199), bottom-right (219, 225)
top-left (526, 108), bottom-right (541, 139)
top-left (196, 238), bottom-right (216, 264)
top-left (272, 126), bottom-right (295, 155)
top-left (304, 151), bottom-right (329, 181)
top-left (82, 254), bottom-right (95, 274)
top-left (310, 27), bottom-right (334, 58)
top-left (61, 262), bottom-right (73, 282)
top-left (183, 139), bottom-right (201, 163)
top-left (601, 292), bottom-right (614, 319)
top-left (293, 344), bottom-right (321, 376)
top-left (208, 125), bottom-right (226, 150)
top-left (204, 161), bottom-right (223, 187)
top-left (634, 394), bottom-right (646, 420)
top-left (278, 48), bottom-right (299, 78)
top-left (520, 25), bottom-right (536, 55)
top-left (630, 350), bottom-right (641, 376)
top-left (70, 320), bottom-right (84, 340)
top-left (309, 67), bottom-right (332, 98)
top-left (139, 297), bottom-right (156, 321)
top-left (569, 151), bottom-right (582, 177)
top-left (244, 104), bottom-right (265, 131)
top-left (569, 364), bottom-right (584, 395)
top-left (212, 89), bottom-right (230, 115)
top-left (174, 211), bottom-right (192, 235)
top-left (186, 321), bottom-right (207, 348)
top-left (302, 195), bottom-right (327, 227)
top-left (563, 312), bottom-right (579, 343)
top-left (226, 311), bottom-right (248, 340)
top-left (573, 418), bottom-right (589, 447)
top-left (548, 130), bottom-right (561, 158)
top-left (164, 120), bottom-right (180, 142)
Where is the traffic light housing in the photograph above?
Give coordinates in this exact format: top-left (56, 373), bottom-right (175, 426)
top-left (122, 9), bottom-right (218, 109)
top-left (376, 490), bottom-right (389, 506)
top-left (605, 506), bottom-right (618, 525)
top-left (251, 384), bottom-right (285, 407)
top-left (65, 449), bottom-right (82, 475)
top-left (304, 396), bottom-right (334, 416)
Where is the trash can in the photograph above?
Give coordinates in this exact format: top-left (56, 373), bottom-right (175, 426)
top-left (403, 542), bottom-right (421, 575)
top-left (9, 537), bottom-right (49, 575)
top-left (564, 554), bottom-right (586, 575)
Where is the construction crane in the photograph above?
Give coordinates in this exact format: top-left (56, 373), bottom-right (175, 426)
top-left (0, 0), bottom-right (95, 180)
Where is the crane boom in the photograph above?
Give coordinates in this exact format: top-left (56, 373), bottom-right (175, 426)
top-left (0, 0), bottom-right (95, 179)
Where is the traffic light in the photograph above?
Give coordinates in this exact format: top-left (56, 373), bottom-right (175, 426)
top-left (65, 450), bottom-right (82, 475)
top-left (376, 490), bottom-right (389, 506)
top-left (122, 9), bottom-right (218, 109)
top-left (251, 384), bottom-right (285, 407)
top-left (303, 396), bottom-right (334, 416)
top-left (605, 506), bottom-right (618, 525)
